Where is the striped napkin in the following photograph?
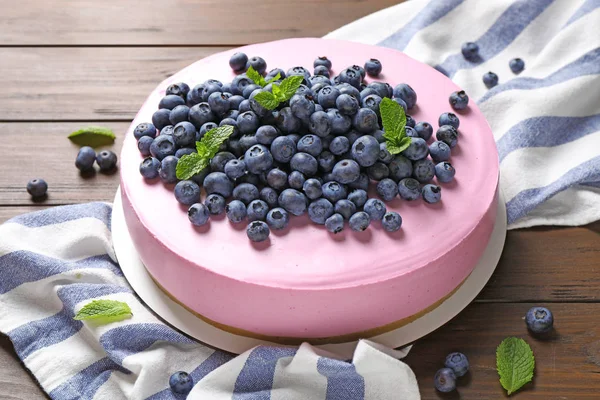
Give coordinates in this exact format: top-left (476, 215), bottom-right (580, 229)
top-left (0, 203), bottom-right (418, 399)
top-left (327, 0), bottom-right (600, 229)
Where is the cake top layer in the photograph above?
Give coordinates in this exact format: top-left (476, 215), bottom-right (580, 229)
top-left (121, 38), bottom-right (499, 290)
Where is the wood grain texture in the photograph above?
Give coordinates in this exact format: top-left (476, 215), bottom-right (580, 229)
top-left (0, 335), bottom-right (47, 399)
top-left (0, 48), bottom-right (228, 121)
top-left (404, 303), bottom-right (600, 399)
top-left (0, 0), bottom-right (398, 45)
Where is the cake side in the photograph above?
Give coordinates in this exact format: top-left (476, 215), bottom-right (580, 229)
top-left (120, 38), bottom-right (499, 338)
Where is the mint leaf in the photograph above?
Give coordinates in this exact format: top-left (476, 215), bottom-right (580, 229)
top-left (74, 300), bottom-right (132, 324)
top-left (176, 153), bottom-right (208, 180)
top-left (278, 75), bottom-right (304, 101)
top-left (265, 73), bottom-right (281, 85)
top-left (246, 66), bottom-right (266, 87)
top-left (271, 84), bottom-right (283, 101)
top-left (253, 91), bottom-right (280, 110)
top-left (380, 98), bottom-right (409, 155)
top-left (68, 126), bottom-right (116, 147)
top-left (200, 125), bottom-right (235, 155)
top-left (497, 337), bottom-right (535, 395)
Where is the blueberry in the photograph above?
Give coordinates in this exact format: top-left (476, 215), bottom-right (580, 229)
top-left (159, 123), bottom-right (174, 135)
top-left (364, 198), bottom-right (386, 221)
top-left (204, 172), bottom-right (234, 197)
top-left (347, 189), bottom-right (368, 208)
top-left (318, 151), bottom-right (336, 173)
top-left (328, 136), bottom-right (348, 156)
top-left (388, 155), bottom-right (413, 181)
top-left (404, 126), bottom-right (419, 139)
top-left (436, 125), bottom-right (459, 148)
top-left (226, 200), bottom-right (247, 223)
top-left (361, 94), bottom-right (382, 116)
top-left (221, 159), bottom-right (244, 180)
top-left (348, 172), bottom-right (369, 191)
top-left (352, 108), bottom-right (379, 133)
top-left (314, 56), bottom-right (332, 69)
top-left (258, 187), bottom-right (277, 209)
top-left (246, 56), bottom-right (267, 75)
top-left (175, 148), bottom-right (195, 159)
top-left (360, 88), bottom-right (378, 101)
top-left (337, 83), bottom-right (361, 102)
top-left (327, 109), bottom-right (352, 135)
top-left (247, 199), bottom-right (269, 222)
top-left (199, 122), bottom-right (218, 139)
top-left (510, 58), bottom-right (525, 74)
top-left (158, 155), bottom-right (178, 183)
top-left (307, 198), bottom-right (334, 225)
top-left (435, 162), bottom-right (455, 183)
top-left (231, 74), bottom-right (253, 96)
top-left (367, 82), bottom-right (390, 99)
top-left (526, 306), bottom-right (554, 334)
top-left (75, 146), bottom-right (97, 171)
top-left (167, 105), bottom-right (188, 126)
top-left (449, 90), bottom-right (469, 110)
top-left (322, 181), bottom-right (347, 203)
top-left (483, 71), bottom-right (499, 89)
top-left (241, 84), bottom-right (261, 100)
top-left (264, 168), bottom-right (286, 191)
top-left (314, 65), bottom-right (330, 77)
top-left (266, 68), bottom-right (286, 81)
top-left (238, 135), bottom-right (259, 153)
top-left (255, 125), bottom-right (279, 146)
top-left (287, 133), bottom-right (301, 145)
top-left (26, 178), bottom-right (48, 198)
top-left (238, 99), bottom-right (252, 113)
top-left (445, 352), bottom-right (469, 378)
top-left (189, 103), bottom-right (215, 129)
top-left (309, 110), bottom-right (332, 138)
top-left (228, 95), bottom-right (245, 110)
top-left (336, 94), bottom-right (360, 116)
top-left (278, 188), bottom-right (307, 216)
top-left (378, 142), bottom-right (394, 164)
top-left (438, 112), bottom-right (460, 129)
top-left (200, 84), bottom-right (222, 104)
top-left (289, 94), bottom-right (315, 121)
top-left (413, 121), bottom-right (433, 140)
top-left (171, 121), bottom-right (196, 148)
top-left (295, 84), bottom-right (315, 99)
top-left (332, 159), bottom-right (361, 184)
top-left (352, 135), bottom-right (379, 167)
top-left (297, 134), bottom-right (323, 157)
top-left (397, 178), bottom-right (420, 201)
top-left (287, 66), bottom-right (311, 83)
top-left (268, 136), bottom-right (296, 165)
top-left (413, 158), bottom-right (435, 183)
top-left (166, 82), bottom-right (190, 98)
top-left (266, 208), bottom-right (289, 230)
top-left (349, 211), bottom-right (370, 231)
top-left (204, 193), bottom-right (226, 215)
top-left (376, 178), bottom-right (397, 202)
top-left (187, 84), bottom-right (205, 106)
top-left (206, 92), bottom-right (229, 116)
top-left (235, 111), bottom-right (258, 135)
top-left (277, 107), bottom-right (302, 134)
top-left (208, 152), bottom-right (234, 174)
top-left (429, 141), bottom-right (451, 163)
top-left (159, 95), bottom-right (185, 110)
top-left (339, 68), bottom-right (362, 89)
top-left (169, 371), bottom-right (193, 395)
top-left (247, 220), bottom-right (270, 242)
top-left (350, 64), bottom-right (366, 79)
top-left (367, 162), bottom-right (389, 181)
top-left (364, 59), bottom-right (382, 77)
top-left (288, 170), bottom-right (306, 190)
top-left (174, 180), bottom-right (201, 205)
top-left (317, 86), bottom-right (340, 109)
top-left (402, 138), bottom-right (429, 161)
top-left (393, 84), bottom-right (417, 109)
top-left (139, 157), bottom-right (161, 179)
top-left (290, 152), bottom-right (318, 176)
top-left (406, 114), bottom-right (416, 128)
top-left (325, 214), bottom-right (345, 234)
top-left (422, 184), bottom-right (442, 203)
top-left (233, 183), bottom-right (259, 205)
top-left (138, 136), bottom-right (154, 157)
top-left (152, 108), bottom-right (171, 130)
top-left (461, 42), bottom-right (479, 61)
top-left (222, 83), bottom-right (232, 93)
top-left (204, 79), bottom-right (223, 88)
top-left (134, 122), bottom-right (157, 140)
top-left (434, 368), bottom-right (456, 393)
top-left (334, 199), bottom-right (356, 220)
top-left (244, 144), bottom-right (273, 174)
top-left (229, 52), bottom-right (248, 72)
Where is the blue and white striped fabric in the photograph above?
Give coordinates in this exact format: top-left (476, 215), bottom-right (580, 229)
top-left (327, 0), bottom-right (600, 229)
top-left (0, 203), bottom-right (419, 399)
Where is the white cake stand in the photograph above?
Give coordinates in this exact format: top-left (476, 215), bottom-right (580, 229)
top-left (112, 188), bottom-right (506, 359)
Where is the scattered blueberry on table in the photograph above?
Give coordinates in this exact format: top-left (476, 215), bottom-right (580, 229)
top-left (434, 367), bottom-right (457, 392)
top-left (526, 306), bottom-right (554, 334)
top-left (445, 352), bottom-right (469, 377)
top-left (26, 178), bottom-right (48, 198)
top-left (133, 53), bottom-right (471, 241)
top-left (169, 371), bottom-right (193, 395)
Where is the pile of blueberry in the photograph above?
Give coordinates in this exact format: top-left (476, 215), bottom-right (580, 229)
top-left (461, 41), bottom-right (525, 89)
top-left (135, 52), bottom-right (465, 242)
top-left (434, 352), bottom-right (470, 393)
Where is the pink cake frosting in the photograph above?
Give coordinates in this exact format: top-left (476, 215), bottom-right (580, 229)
top-left (120, 38), bottom-right (499, 339)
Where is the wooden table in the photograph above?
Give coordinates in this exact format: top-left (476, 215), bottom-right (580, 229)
top-left (1, 1), bottom-right (599, 398)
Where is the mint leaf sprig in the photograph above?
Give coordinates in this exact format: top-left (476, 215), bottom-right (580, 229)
top-left (176, 125), bottom-right (235, 180)
top-left (380, 97), bottom-right (412, 155)
top-left (496, 337), bottom-right (535, 395)
top-left (246, 66), bottom-right (281, 88)
top-left (252, 75), bottom-right (304, 111)
top-left (74, 299), bottom-right (132, 325)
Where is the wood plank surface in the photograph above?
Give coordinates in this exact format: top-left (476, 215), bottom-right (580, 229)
top-left (0, 48), bottom-right (227, 121)
top-left (0, 335), bottom-right (47, 399)
top-left (0, 0), bottom-right (398, 45)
